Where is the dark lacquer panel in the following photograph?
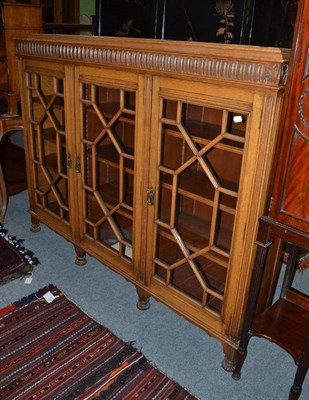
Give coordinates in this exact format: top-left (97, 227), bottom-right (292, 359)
top-left (95, 0), bottom-right (297, 46)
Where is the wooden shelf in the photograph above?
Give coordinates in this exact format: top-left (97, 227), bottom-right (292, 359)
top-left (84, 102), bottom-right (135, 127)
top-left (39, 127), bottom-right (66, 143)
top-left (85, 194), bottom-right (133, 246)
top-left (37, 152), bottom-right (67, 175)
top-left (85, 181), bottom-right (134, 222)
top-left (155, 246), bottom-right (227, 291)
top-left (32, 94), bottom-right (64, 109)
top-left (90, 143), bottom-right (134, 173)
top-left (156, 211), bottom-right (232, 257)
top-left (162, 119), bottom-right (245, 155)
top-left (161, 170), bottom-right (237, 215)
top-left (154, 244), bottom-right (225, 313)
top-left (36, 199), bottom-right (69, 222)
top-left (251, 292), bottom-right (309, 362)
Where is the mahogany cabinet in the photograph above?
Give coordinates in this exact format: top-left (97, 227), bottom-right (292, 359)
top-left (269, 2), bottom-right (309, 234)
top-left (16, 34), bottom-right (289, 367)
top-left (232, 1), bottom-right (308, 398)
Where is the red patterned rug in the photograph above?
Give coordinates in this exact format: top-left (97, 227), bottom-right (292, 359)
top-left (0, 224), bottom-right (39, 285)
top-left (0, 285), bottom-right (198, 400)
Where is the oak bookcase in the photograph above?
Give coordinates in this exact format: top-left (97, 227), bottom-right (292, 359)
top-left (16, 34), bottom-right (289, 368)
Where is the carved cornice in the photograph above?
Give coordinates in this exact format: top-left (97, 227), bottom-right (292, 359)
top-left (16, 40), bottom-right (288, 88)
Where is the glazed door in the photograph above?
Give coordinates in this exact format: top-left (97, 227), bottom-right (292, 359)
top-left (75, 67), bottom-right (147, 277)
top-left (22, 61), bottom-right (74, 238)
top-left (146, 76), bottom-right (251, 321)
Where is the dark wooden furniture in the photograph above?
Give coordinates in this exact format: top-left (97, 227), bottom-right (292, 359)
top-left (17, 33), bottom-right (289, 369)
top-left (0, 114), bottom-right (24, 221)
top-left (0, 3), bottom-right (42, 221)
top-left (232, 0), bottom-right (309, 398)
top-left (0, 2), bottom-right (42, 115)
top-left (43, 22), bottom-right (94, 35)
top-left (0, 0), bottom-right (80, 25)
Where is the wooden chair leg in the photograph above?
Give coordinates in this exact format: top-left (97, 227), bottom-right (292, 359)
top-left (289, 334), bottom-right (309, 400)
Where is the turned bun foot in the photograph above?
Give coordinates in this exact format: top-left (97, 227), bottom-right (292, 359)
top-left (136, 297), bottom-right (150, 310)
top-left (136, 286), bottom-right (150, 311)
top-left (30, 222), bottom-right (41, 232)
top-left (221, 355), bottom-right (236, 372)
top-left (74, 246), bottom-right (87, 266)
top-left (75, 255), bottom-right (87, 266)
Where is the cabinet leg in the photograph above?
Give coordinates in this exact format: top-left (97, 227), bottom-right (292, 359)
top-left (231, 232), bottom-right (274, 380)
top-left (74, 246), bottom-right (87, 266)
top-left (289, 335), bottom-right (309, 400)
top-left (136, 286), bottom-right (150, 311)
top-left (221, 345), bottom-right (236, 372)
top-left (289, 387), bottom-right (302, 400)
top-left (30, 216), bottom-right (41, 232)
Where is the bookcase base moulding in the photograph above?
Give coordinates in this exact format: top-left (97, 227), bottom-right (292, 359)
top-left (16, 34), bottom-right (289, 370)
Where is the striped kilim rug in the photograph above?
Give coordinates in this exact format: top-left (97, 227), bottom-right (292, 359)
top-left (0, 224), bottom-right (39, 285)
top-left (0, 285), bottom-right (199, 400)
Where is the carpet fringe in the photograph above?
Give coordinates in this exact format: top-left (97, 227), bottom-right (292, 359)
top-left (0, 223), bottom-right (40, 267)
top-left (0, 284), bottom-right (58, 314)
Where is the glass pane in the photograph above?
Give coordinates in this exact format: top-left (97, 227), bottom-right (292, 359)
top-left (81, 82), bottom-right (135, 262)
top-left (153, 98), bottom-right (247, 315)
top-left (27, 71), bottom-right (69, 222)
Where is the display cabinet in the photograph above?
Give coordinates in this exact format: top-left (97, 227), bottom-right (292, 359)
top-left (17, 34), bottom-right (289, 367)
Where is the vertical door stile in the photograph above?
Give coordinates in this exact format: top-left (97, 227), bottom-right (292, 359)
top-left (134, 74), bottom-right (151, 282)
top-left (144, 75), bottom-right (161, 285)
top-left (64, 64), bottom-right (78, 241)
